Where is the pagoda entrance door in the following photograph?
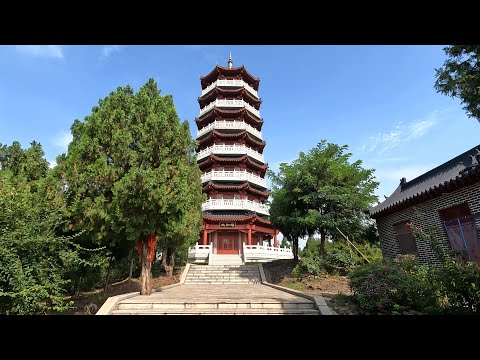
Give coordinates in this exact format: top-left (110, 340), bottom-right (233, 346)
top-left (217, 236), bottom-right (238, 254)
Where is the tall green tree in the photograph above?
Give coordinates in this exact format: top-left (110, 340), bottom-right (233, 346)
top-left (269, 140), bottom-right (378, 258)
top-left (63, 79), bottom-right (203, 295)
top-left (0, 142), bottom-right (100, 314)
top-left (268, 167), bottom-right (308, 260)
top-left (435, 45), bottom-right (480, 122)
top-left (0, 141), bottom-right (48, 181)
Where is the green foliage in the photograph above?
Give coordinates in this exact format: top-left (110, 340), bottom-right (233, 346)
top-left (353, 242), bottom-right (383, 263)
top-left (408, 221), bottom-right (480, 314)
top-left (349, 256), bottom-right (438, 312)
top-left (269, 140), bottom-right (379, 257)
top-left (435, 45), bottom-right (480, 122)
top-left (436, 260), bottom-right (480, 313)
top-left (0, 163), bottom-right (103, 314)
top-left (294, 239), bottom-right (382, 278)
top-left (280, 237), bottom-right (291, 249)
top-left (62, 79), bottom-right (204, 276)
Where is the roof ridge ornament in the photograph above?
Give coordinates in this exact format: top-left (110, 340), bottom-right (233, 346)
top-left (228, 52), bottom-right (233, 69)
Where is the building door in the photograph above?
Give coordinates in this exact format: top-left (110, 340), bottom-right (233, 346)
top-left (217, 237), bottom-right (238, 254)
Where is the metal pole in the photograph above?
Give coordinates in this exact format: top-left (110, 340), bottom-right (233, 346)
top-left (457, 218), bottom-right (471, 261)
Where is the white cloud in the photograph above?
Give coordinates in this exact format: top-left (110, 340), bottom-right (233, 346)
top-left (16, 45), bottom-right (64, 59)
top-left (100, 45), bottom-right (123, 60)
top-left (362, 110), bottom-right (439, 154)
top-left (48, 160), bottom-right (57, 169)
top-left (51, 131), bottom-right (72, 153)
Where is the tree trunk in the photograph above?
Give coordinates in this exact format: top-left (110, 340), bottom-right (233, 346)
top-left (293, 237), bottom-right (299, 261)
top-left (162, 245), bottom-right (174, 278)
top-left (140, 236), bottom-right (152, 295)
top-left (319, 229), bottom-right (326, 257)
top-left (128, 248), bottom-right (134, 284)
top-left (104, 256), bottom-right (113, 294)
top-left (137, 233), bottom-right (156, 296)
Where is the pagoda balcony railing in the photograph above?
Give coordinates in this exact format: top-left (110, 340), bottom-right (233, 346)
top-left (201, 79), bottom-right (259, 98)
top-left (201, 170), bottom-right (266, 188)
top-left (199, 99), bottom-right (260, 118)
top-left (202, 198), bottom-right (269, 216)
top-left (197, 120), bottom-right (262, 140)
top-left (197, 144), bottom-right (264, 163)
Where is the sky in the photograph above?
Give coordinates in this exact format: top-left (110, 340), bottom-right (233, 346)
top-left (1, 45), bottom-right (479, 206)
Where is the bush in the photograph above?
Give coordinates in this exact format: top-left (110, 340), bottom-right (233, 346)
top-left (349, 256), bottom-right (438, 312)
top-left (353, 243), bottom-right (383, 263)
top-left (293, 240), bottom-right (380, 277)
top-left (292, 254), bottom-right (324, 278)
top-left (321, 242), bottom-right (356, 275)
top-left (437, 260), bottom-right (480, 313)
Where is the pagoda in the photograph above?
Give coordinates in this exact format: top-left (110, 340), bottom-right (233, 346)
top-left (195, 55), bottom-right (279, 258)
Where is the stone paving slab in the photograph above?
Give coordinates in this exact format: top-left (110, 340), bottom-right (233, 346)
top-left (120, 284), bottom-right (313, 304)
top-left (112, 308), bottom-right (320, 315)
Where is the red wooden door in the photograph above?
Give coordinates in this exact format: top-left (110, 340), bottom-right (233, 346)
top-left (217, 238), bottom-right (238, 254)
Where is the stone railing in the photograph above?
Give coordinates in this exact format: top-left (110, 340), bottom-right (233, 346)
top-left (199, 99), bottom-right (260, 118)
top-left (196, 120), bottom-right (262, 139)
top-left (197, 144), bottom-right (264, 163)
top-left (202, 198), bottom-right (269, 215)
top-left (187, 243), bottom-right (211, 263)
top-left (201, 79), bottom-right (258, 98)
top-left (243, 245), bottom-right (294, 262)
top-left (201, 170), bottom-right (266, 188)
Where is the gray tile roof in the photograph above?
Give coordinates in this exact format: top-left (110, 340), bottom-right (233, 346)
top-left (370, 144), bottom-right (480, 217)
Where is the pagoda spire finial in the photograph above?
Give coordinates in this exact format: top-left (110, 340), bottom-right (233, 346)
top-left (228, 52), bottom-right (233, 69)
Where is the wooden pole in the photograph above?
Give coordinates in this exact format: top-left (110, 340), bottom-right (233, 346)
top-left (335, 227), bottom-right (370, 263)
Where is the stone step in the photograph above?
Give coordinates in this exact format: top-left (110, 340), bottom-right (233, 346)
top-left (117, 301), bottom-right (314, 310)
top-left (112, 308), bottom-right (319, 315)
top-left (185, 264), bottom-right (261, 285)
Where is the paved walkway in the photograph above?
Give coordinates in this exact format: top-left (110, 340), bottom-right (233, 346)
top-left (122, 284), bottom-right (313, 305)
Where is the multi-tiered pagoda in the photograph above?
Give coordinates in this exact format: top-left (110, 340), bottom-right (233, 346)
top-left (195, 55), bottom-right (278, 257)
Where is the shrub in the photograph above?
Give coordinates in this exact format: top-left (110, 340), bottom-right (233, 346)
top-left (321, 242), bottom-right (356, 275)
top-left (292, 254), bottom-right (324, 278)
top-left (349, 256), bottom-right (439, 312)
top-left (437, 260), bottom-right (480, 313)
top-left (353, 242), bottom-right (383, 263)
top-left (294, 239), bottom-right (383, 278)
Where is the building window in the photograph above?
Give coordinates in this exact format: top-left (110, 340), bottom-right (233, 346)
top-left (439, 203), bottom-right (471, 223)
top-left (394, 221), bottom-right (418, 255)
top-left (440, 203), bottom-right (480, 264)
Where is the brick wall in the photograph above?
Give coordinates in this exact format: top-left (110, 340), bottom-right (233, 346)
top-left (375, 181), bottom-right (480, 264)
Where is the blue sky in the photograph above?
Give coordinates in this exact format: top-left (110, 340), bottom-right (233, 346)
top-left (1, 45), bottom-right (479, 203)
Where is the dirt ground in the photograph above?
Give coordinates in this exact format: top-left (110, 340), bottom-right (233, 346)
top-left (262, 259), bottom-right (361, 315)
top-left (52, 268), bottom-right (182, 315)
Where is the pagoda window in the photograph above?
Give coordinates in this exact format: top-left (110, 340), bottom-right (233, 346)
top-left (223, 194), bottom-right (234, 199)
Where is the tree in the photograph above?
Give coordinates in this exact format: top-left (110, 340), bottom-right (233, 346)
top-left (280, 237), bottom-right (291, 249)
top-left (435, 45), bottom-right (480, 123)
top-left (269, 166), bottom-right (310, 261)
top-left (63, 79), bottom-right (203, 295)
top-left (0, 141), bottom-right (48, 182)
top-left (0, 143), bottom-right (100, 314)
top-left (269, 140), bottom-right (378, 258)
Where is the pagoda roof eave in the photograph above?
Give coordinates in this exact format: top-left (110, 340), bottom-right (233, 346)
top-left (198, 87), bottom-right (262, 106)
top-left (195, 108), bottom-right (264, 125)
top-left (200, 65), bottom-right (260, 89)
top-left (198, 130), bottom-right (266, 148)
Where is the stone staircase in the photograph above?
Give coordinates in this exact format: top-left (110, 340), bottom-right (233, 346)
top-left (104, 264), bottom-right (322, 315)
top-left (208, 254), bottom-right (243, 265)
top-left (184, 265), bottom-right (261, 285)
